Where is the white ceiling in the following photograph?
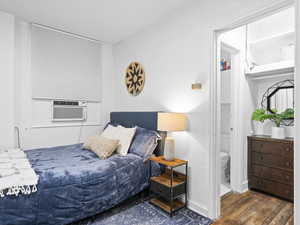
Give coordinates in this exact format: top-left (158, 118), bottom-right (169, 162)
top-left (0, 0), bottom-right (187, 43)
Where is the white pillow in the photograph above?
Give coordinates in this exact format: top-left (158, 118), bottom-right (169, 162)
top-left (101, 125), bottom-right (136, 156)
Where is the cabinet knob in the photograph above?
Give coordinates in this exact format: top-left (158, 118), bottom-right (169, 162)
top-left (286, 161), bottom-right (292, 167)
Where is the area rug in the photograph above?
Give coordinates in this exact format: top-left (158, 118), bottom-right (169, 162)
top-left (71, 200), bottom-right (213, 225)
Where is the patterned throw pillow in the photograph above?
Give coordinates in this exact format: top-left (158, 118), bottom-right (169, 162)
top-left (83, 135), bottom-right (119, 159)
top-left (83, 135), bottom-right (99, 149)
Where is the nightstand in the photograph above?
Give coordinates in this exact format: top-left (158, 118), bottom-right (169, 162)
top-left (149, 156), bottom-right (188, 216)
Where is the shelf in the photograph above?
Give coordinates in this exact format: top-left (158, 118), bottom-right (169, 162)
top-left (249, 31), bottom-right (294, 45)
top-left (150, 197), bottom-right (185, 214)
top-left (151, 171), bottom-right (186, 188)
top-left (221, 70), bottom-right (231, 75)
top-left (245, 60), bottom-right (294, 79)
top-left (221, 69), bottom-right (231, 73)
top-left (248, 31), bottom-right (295, 68)
top-left (150, 156), bottom-right (187, 167)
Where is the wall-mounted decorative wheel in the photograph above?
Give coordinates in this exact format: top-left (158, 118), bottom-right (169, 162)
top-left (125, 62), bottom-right (145, 96)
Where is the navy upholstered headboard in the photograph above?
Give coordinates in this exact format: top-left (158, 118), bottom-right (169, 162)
top-left (110, 111), bottom-right (165, 156)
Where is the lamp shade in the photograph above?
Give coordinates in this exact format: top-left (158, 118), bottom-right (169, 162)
top-left (157, 113), bottom-right (187, 131)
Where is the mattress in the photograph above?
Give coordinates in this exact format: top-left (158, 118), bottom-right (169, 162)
top-left (0, 144), bottom-right (160, 225)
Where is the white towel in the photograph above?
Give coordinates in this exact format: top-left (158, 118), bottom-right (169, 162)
top-left (0, 152), bottom-right (10, 162)
top-left (0, 147), bottom-right (39, 197)
top-left (0, 163), bottom-right (13, 169)
top-left (0, 168), bottom-right (15, 177)
top-left (13, 159), bottom-right (31, 169)
top-left (8, 149), bottom-right (26, 159)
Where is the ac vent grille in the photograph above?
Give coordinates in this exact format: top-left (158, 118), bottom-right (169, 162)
top-left (52, 100), bottom-right (87, 121)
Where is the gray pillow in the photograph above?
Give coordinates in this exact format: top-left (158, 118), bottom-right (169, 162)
top-left (129, 127), bottom-right (160, 161)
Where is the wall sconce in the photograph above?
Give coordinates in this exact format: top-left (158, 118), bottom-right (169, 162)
top-left (192, 82), bottom-right (202, 90)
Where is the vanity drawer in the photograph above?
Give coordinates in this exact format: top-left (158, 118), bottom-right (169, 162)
top-left (252, 152), bottom-right (293, 170)
top-left (252, 140), bottom-right (293, 158)
top-left (251, 164), bottom-right (293, 185)
top-left (249, 176), bottom-right (293, 201)
top-left (248, 136), bottom-right (294, 201)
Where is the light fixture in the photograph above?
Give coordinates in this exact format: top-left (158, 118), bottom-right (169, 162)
top-left (157, 112), bottom-right (187, 161)
top-left (192, 82), bottom-right (202, 90)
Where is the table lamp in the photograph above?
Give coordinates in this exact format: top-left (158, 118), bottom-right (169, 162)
top-left (157, 112), bottom-right (187, 161)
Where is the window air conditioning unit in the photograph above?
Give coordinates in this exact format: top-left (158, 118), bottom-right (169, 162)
top-left (52, 100), bottom-right (87, 122)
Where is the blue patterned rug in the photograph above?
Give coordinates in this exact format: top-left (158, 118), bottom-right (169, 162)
top-left (71, 199), bottom-right (212, 225)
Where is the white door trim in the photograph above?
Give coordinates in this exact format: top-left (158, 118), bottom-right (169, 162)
top-left (208, 0), bottom-right (295, 219)
top-left (220, 42), bottom-right (242, 193)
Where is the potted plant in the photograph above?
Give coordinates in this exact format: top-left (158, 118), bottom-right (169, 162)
top-left (251, 109), bottom-right (268, 135)
top-left (266, 108), bottom-right (294, 139)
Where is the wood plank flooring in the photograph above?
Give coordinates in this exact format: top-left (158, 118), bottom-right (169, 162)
top-left (213, 191), bottom-right (293, 225)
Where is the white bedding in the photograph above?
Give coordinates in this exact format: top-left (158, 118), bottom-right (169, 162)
top-left (0, 148), bottom-right (39, 197)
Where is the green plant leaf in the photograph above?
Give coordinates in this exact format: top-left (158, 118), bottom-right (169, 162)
top-left (251, 109), bottom-right (267, 122)
top-left (281, 108), bottom-right (294, 119)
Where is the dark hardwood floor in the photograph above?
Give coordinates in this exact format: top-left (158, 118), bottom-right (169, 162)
top-left (213, 191), bottom-right (293, 225)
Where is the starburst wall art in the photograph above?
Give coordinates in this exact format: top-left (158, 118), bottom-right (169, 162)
top-left (125, 62), bottom-right (145, 96)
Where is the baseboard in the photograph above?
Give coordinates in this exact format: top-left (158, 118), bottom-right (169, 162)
top-left (241, 180), bottom-right (249, 193)
top-left (177, 195), bottom-right (208, 217)
top-left (187, 199), bottom-right (209, 217)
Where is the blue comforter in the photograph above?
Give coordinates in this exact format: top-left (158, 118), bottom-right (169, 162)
top-left (0, 144), bottom-right (159, 225)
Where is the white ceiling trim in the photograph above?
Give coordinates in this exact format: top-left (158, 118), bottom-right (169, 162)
top-left (32, 23), bottom-right (104, 44)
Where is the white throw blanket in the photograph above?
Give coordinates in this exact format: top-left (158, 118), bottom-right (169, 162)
top-left (0, 148), bottom-right (39, 197)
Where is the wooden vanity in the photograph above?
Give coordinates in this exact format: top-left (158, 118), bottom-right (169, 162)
top-left (248, 135), bottom-right (294, 201)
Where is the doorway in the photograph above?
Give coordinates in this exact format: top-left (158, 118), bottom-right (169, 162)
top-left (219, 42), bottom-right (241, 197)
top-left (209, 2), bottom-right (295, 220)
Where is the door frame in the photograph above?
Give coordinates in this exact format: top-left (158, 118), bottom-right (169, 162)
top-left (220, 42), bottom-right (241, 193)
top-left (208, 0), bottom-right (295, 219)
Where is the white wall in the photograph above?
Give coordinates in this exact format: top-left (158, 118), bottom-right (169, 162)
top-left (13, 19), bottom-right (115, 150)
top-left (248, 7), bottom-right (294, 42)
top-left (113, 0), bottom-right (287, 217)
top-left (0, 12), bottom-right (114, 150)
top-left (101, 43), bottom-right (116, 124)
top-left (0, 11), bottom-right (15, 148)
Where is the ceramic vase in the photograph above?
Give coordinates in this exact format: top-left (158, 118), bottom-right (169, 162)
top-left (164, 137), bottom-right (175, 161)
top-left (254, 121), bottom-right (264, 135)
top-left (271, 127), bottom-right (285, 139)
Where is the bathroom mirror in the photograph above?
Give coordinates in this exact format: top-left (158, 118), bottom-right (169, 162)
top-left (267, 86), bottom-right (294, 113)
top-left (261, 79), bottom-right (294, 126)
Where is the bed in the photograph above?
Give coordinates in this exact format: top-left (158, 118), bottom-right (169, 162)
top-left (0, 112), bottom-right (164, 225)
